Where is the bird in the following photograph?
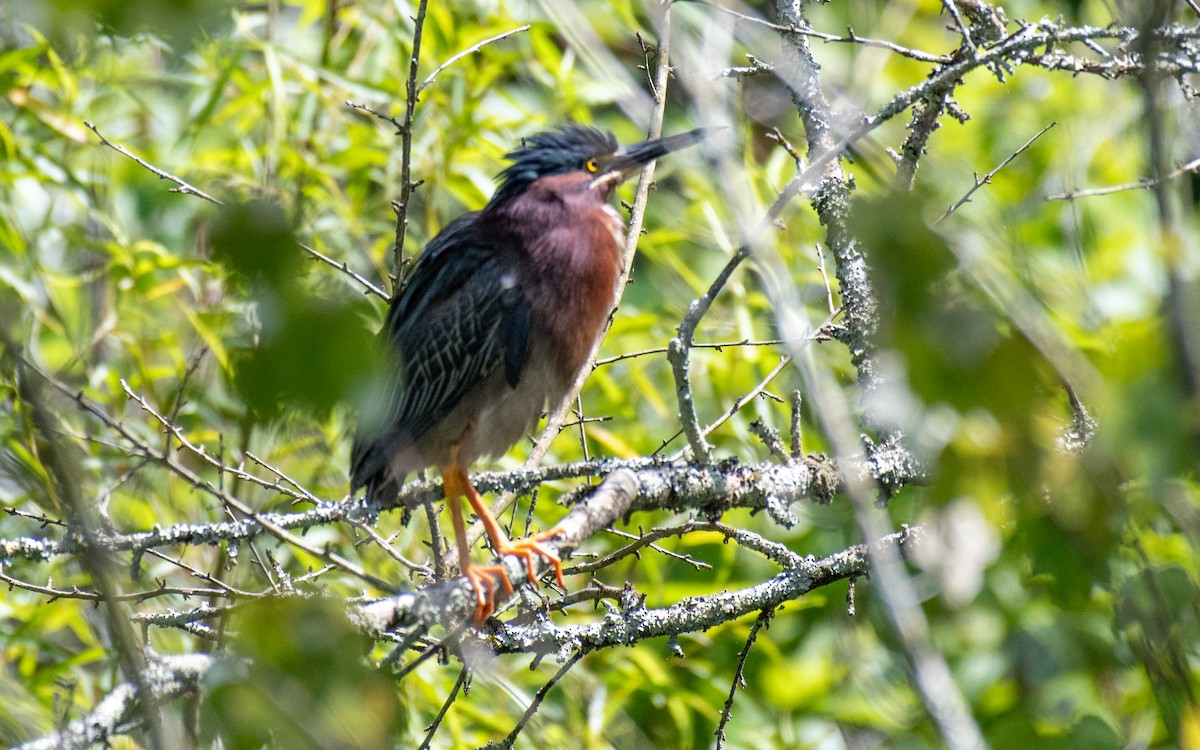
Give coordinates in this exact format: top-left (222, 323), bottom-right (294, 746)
top-left (350, 124), bottom-right (704, 625)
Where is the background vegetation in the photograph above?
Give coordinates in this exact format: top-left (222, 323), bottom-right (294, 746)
top-left (1, 0), bottom-right (1198, 748)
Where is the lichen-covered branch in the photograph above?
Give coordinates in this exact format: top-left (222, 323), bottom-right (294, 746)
top-left (3, 444), bottom-right (919, 567)
top-left (13, 654), bottom-right (213, 750)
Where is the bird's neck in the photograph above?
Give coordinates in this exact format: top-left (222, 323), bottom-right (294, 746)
top-left (485, 178), bottom-right (625, 381)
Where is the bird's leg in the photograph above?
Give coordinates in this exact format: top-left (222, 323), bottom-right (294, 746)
top-left (460, 478), bottom-right (566, 590)
top-left (443, 457), bottom-right (512, 626)
top-left (449, 448), bottom-right (566, 591)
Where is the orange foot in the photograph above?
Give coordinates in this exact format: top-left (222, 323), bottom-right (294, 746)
top-left (464, 564), bottom-right (514, 626)
top-left (497, 527), bottom-right (566, 589)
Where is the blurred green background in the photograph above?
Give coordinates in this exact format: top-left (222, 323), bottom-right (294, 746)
top-left (1, 0), bottom-right (1198, 748)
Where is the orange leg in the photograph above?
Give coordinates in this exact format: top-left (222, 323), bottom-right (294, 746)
top-left (443, 457), bottom-right (512, 626)
top-left (443, 447), bottom-right (566, 626)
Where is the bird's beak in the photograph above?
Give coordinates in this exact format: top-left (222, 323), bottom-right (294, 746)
top-left (601, 128), bottom-right (708, 181)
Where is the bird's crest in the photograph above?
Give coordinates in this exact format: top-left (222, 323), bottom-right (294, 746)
top-left (491, 125), bottom-right (618, 205)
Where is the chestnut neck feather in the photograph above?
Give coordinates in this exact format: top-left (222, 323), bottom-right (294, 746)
top-left (482, 172), bottom-right (623, 382)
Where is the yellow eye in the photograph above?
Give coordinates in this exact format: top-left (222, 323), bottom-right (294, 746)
top-left (584, 158), bottom-right (599, 173)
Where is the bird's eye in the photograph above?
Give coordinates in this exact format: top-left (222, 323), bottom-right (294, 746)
top-left (584, 158), bottom-right (599, 173)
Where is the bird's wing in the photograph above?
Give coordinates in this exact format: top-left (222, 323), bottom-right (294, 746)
top-left (350, 216), bottom-right (530, 492)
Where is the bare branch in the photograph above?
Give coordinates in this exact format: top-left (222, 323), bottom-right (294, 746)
top-left (299, 242), bottom-right (390, 300)
top-left (417, 667), bottom-right (469, 750)
top-left (937, 121), bottom-right (1057, 223)
top-left (485, 527), bottom-right (920, 656)
top-left (4, 441), bottom-right (922, 567)
top-left (710, 54), bottom-right (775, 80)
top-left (13, 654), bottom-right (213, 750)
top-left (392, 0), bottom-right (430, 286)
top-left (494, 651), bottom-right (583, 749)
top-left (693, 1), bottom-right (953, 63)
top-left (941, 0), bottom-right (980, 55)
top-left (1046, 154), bottom-right (1200, 201)
top-left (716, 608), bottom-right (773, 748)
top-left (84, 122), bottom-right (221, 205)
top-left (667, 355), bottom-right (792, 461)
top-left (416, 25), bottom-right (531, 95)
top-left (345, 100), bottom-right (405, 132)
top-left (773, 2), bottom-right (986, 747)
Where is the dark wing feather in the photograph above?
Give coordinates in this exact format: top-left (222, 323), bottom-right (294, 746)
top-left (350, 216), bottom-right (530, 495)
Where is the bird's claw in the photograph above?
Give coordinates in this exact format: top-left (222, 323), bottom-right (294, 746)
top-left (465, 565), bottom-right (514, 626)
top-left (464, 529), bottom-right (566, 626)
top-left (498, 527), bottom-right (566, 589)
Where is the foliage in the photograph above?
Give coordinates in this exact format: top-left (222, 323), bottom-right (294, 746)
top-left (1, 0), bottom-right (1199, 748)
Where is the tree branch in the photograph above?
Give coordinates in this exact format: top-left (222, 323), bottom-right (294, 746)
top-left (13, 654), bottom-right (213, 750)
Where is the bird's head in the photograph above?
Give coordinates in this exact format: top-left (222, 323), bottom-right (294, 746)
top-left (489, 124), bottom-right (705, 206)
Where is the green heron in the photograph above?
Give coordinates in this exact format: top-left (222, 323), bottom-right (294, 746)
top-left (351, 124), bottom-right (703, 625)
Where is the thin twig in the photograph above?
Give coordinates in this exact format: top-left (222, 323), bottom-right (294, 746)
top-left (345, 100), bottom-right (405, 132)
top-left (416, 25), bottom-right (531, 95)
top-left (1046, 154), bottom-right (1200, 201)
top-left (941, 0), bottom-right (979, 55)
top-left (105, 377), bottom-right (395, 591)
top-left (595, 336), bottom-right (811, 366)
top-left (0, 567), bottom-right (230, 604)
top-left (162, 348), bottom-right (207, 457)
top-left (668, 355), bottom-right (793, 461)
top-left (347, 518), bottom-right (432, 577)
top-left (417, 667), bottom-right (469, 750)
top-left (568, 519), bottom-right (802, 576)
top-left (2, 506), bottom-right (66, 526)
top-left (715, 609), bottom-right (773, 749)
top-left (244, 450), bottom-right (323, 504)
top-left (142, 548), bottom-right (259, 597)
top-left (392, 0), bottom-right (429, 286)
top-left (565, 522), bottom-right (715, 576)
top-left (663, 305), bottom-right (838, 459)
top-left (765, 127), bottom-right (804, 165)
top-left (694, 1), bottom-right (952, 63)
top-left (666, 242), bottom-right (751, 462)
top-left (120, 381), bottom-right (310, 503)
top-left (496, 652), bottom-right (584, 749)
top-left (937, 121), bottom-right (1056, 223)
top-left (84, 122), bottom-right (222, 205)
top-left (603, 525), bottom-right (710, 569)
top-left (299, 243), bottom-right (389, 299)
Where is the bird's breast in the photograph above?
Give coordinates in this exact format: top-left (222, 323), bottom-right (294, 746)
top-left (522, 217), bottom-right (623, 388)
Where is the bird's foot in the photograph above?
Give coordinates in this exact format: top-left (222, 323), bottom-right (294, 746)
top-left (464, 564), bottom-right (514, 626)
top-left (497, 527), bottom-right (566, 589)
